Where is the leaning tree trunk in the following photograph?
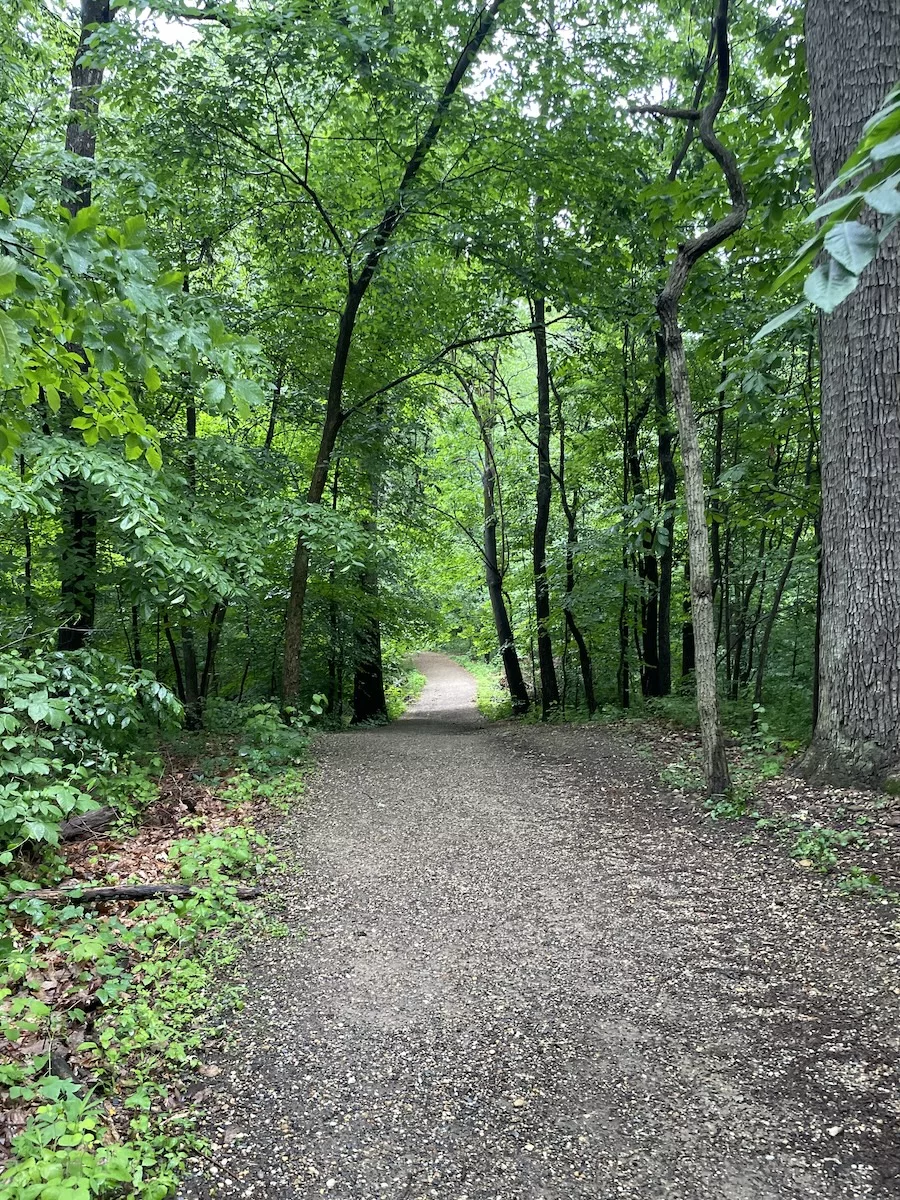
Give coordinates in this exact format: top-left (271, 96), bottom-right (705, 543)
top-left (801, 0), bottom-right (900, 783)
top-left (57, 0), bottom-right (113, 651)
top-left (649, 0), bottom-right (745, 795)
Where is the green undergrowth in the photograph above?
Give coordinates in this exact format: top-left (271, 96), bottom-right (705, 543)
top-left (643, 687), bottom-right (813, 747)
top-left (451, 656), bottom-right (514, 720)
top-left (0, 688), bottom-right (312, 1197)
top-left (385, 661), bottom-right (427, 720)
top-left (658, 729), bottom-right (898, 905)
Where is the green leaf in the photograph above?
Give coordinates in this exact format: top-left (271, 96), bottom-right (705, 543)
top-left (805, 193), bottom-right (861, 224)
top-left (864, 173), bottom-right (900, 215)
top-left (870, 132), bottom-right (900, 162)
top-left (823, 220), bottom-right (879, 274)
top-left (157, 269), bottom-right (185, 290)
top-left (752, 300), bottom-right (810, 344)
top-left (0, 311), bottom-right (20, 366)
top-left (67, 205), bottom-right (100, 237)
top-left (231, 377), bottom-right (264, 418)
top-left (769, 231), bottom-right (821, 293)
top-left (804, 257), bottom-right (859, 313)
top-left (124, 433), bottom-right (144, 461)
top-left (0, 256), bottom-right (17, 297)
top-left (144, 365), bottom-right (162, 393)
top-left (202, 378), bottom-right (226, 408)
top-left (146, 445), bottom-right (163, 471)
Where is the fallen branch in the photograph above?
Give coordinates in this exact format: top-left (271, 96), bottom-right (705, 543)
top-left (18, 883), bottom-right (262, 904)
top-left (60, 806), bottom-right (116, 842)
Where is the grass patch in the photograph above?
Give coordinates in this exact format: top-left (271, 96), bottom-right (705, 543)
top-left (451, 656), bottom-right (513, 719)
top-left (385, 661), bottom-right (428, 720)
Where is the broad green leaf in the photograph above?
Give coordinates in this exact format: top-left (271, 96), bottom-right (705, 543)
top-left (864, 173), bottom-right (900, 215)
top-left (0, 311), bottom-right (20, 366)
top-left (144, 365), bottom-right (162, 393)
top-left (67, 205), bottom-right (100, 236)
top-left (770, 233), bottom-right (820, 293)
top-left (823, 220), bottom-right (879, 274)
top-left (202, 378), bottom-right (226, 407)
top-left (231, 377), bottom-right (264, 417)
top-left (869, 132), bottom-right (900, 162)
top-left (804, 193), bottom-right (860, 224)
top-left (124, 433), bottom-right (144, 461)
top-left (146, 445), bottom-right (163, 470)
top-left (157, 269), bottom-right (184, 290)
top-left (804, 258), bottom-right (859, 313)
top-left (0, 256), bottom-right (16, 297)
top-left (752, 300), bottom-right (810, 344)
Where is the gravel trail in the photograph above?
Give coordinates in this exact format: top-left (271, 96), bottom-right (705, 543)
top-left (180, 653), bottom-right (900, 1200)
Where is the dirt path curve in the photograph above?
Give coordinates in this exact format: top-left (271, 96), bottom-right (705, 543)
top-left (180, 653), bottom-right (899, 1200)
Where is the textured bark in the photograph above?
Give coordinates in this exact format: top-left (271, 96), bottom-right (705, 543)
top-left (281, 0), bottom-right (504, 700)
top-left (59, 806), bottom-right (115, 842)
top-left (802, 0), bottom-right (900, 783)
top-left (531, 297), bottom-right (560, 717)
top-left (61, 0), bottom-right (110, 212)
top-left (655, 0), bottom-right (745, 795)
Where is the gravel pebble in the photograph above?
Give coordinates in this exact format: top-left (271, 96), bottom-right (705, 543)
top-left (178, 654), bottom-right (900, 1200)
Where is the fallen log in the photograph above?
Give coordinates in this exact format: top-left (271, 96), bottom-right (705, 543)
top-left (60, 807), bottom-right (116, 842)
top-left (18, 883), bottom-right (262, 903)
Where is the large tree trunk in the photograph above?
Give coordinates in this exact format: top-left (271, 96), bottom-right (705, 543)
top-left (57, 1), bottom-right (112, 652)
top-left (531, 297), bottom-right (560, 717)
top-left (802, 0), bottom-right (900, 783)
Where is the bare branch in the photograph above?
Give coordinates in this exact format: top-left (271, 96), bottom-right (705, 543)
top-left (343, 314), bottom-right (569, 418)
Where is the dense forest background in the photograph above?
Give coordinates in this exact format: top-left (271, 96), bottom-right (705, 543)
top-left (1, 0), bottom-right (898, 849)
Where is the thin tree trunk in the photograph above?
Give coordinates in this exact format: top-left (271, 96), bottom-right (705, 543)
top-left (20, 456), bottom-right (33, 634)
top-left (550, 375), bottom-right (596, 714)
top-left (681, 559), bottom-right (695, 676)
top-left (131, 605), bottom-right (142, 670)
top-left (476, 403), bottom-right (530, 714)
top-left (654, 332), bottom-right (676, 696)
top-left (754, 517), bottom-right (806, 709)
top-left (653, 0), bottom-right (745, 794)
top-left (200, 602), bottom-right (227, 700)
top-left (163, 611), bottom-right (186, 706)
top-left (531, 297), bottom-right (560, 717)
top-left (264, 369), bottom-right (282, 451)
top-left (351, 470), bottom-right (388, 725)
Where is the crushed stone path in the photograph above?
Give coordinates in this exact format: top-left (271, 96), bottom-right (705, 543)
top-left (179, 653), bottom-right (900, 1200)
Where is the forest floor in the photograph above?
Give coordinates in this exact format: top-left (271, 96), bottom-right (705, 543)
top-left (178, 653), bottom-right (900, 1200)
